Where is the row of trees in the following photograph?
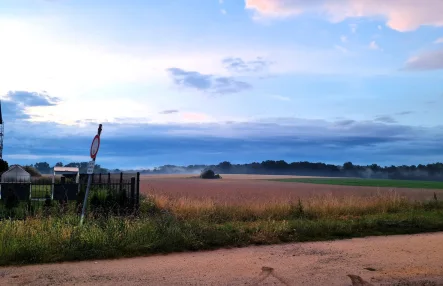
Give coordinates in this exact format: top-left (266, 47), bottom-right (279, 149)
top-left (135, 161), bottom-right (443, 181)
top-left (0, 161), bottom-right (110, 175)
top-left (2, 159), bottom-right (443, 181)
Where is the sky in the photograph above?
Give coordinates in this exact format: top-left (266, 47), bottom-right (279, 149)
top-left (1, 0), bottom-right (443, 169)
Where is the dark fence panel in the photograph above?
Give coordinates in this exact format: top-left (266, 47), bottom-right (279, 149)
top-left (0, 183), bottom-right (31, 201)
top-left (0, 172), bottom-right (140, 219)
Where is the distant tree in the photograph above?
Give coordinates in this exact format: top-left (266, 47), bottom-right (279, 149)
top-left (55, 162), bottom-right (64, 167)
top-left (343, 162), bottom-right (354, 171)
top-left (217, 161), bottom-right (232, 172)
top-left (34, 162), bottom-right (51, 174)
top-left (0, 159), bottom-right (8, 173)
top-left (24, 165), bottom-right (42, 177)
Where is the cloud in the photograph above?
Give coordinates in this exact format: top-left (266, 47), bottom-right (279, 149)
top-left (435, 37), bottom-right (443, 44)
top-left (2, 115), bottom-right (442, 168)
top-left (378, 25), bottom-right (383, 30)
top-left (271, 95), bottom-right (291, 101)
top-left (222, 57), bottom-right (270, 73)
top-left (396, 111), bottom-right (413, 116)
top-left (244, 0), bottom-right (443, 31)
top-left (1, 90), bottom-right (61, 122)
top-left (349, 23), bottom-right (358, 33)
top-left (334, 45), bottom-right (348, 53)
top-left (374, 116), bottom-right (397, 124)
top-left (159, 109), bottom-right (179, 114)
top-left (166, 68), bottom-right (252, 94)
top-left (221, 9), bottom-right (227, 15)
top-left (5, 91), bottom-right (60, 107)
top-left (340, 35), bottom-right (347, 43)
top-left (403, 49), bottom-right (443, 71)
top-left (369, 41), bottom-right (380, 50)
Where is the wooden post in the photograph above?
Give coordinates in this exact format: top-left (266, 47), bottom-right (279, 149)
top-left (136, 172), bottom-right (140, 209)
top-left (119, 172), bottom-right (123, 193)
top-left (130, 177), bottom-right (135, 210)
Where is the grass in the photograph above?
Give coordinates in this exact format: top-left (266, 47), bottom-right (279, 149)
top-left (271, 177), bottom-right (443, 189)
top-left (1, 190), bottom-right (443, 266)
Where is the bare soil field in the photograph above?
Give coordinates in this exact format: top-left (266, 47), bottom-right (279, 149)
top-left (1, 232), bottom-right (442, 285)
top-left (140, 174), bottom-right (443, 204)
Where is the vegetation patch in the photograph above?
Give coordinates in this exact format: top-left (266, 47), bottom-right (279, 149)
top-left (1, 191), bottom-right (443, 266)
top-left (270, 178), bottom-right (443, 189)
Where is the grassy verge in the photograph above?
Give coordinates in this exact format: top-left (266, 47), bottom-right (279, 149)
top-left (1, 193), bottom-right (443, 266)
top-left (270, 177), bottom-right (443, 189)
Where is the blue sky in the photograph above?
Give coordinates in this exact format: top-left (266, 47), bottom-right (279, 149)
top-left (1, 0), bottom-right (443, 169)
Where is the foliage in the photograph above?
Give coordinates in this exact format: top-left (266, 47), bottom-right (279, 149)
top-left (23, 165), bottom-right (42, 177)
top-left (272, 178), bottom-right (443, 189)
top-left (200, 169), bottom-right (221, 179)
top-left (1, 195), bottom-right (443, 265)
top-left (0, 159), bottom-right (8, 173)
top-left (137, 161), bottom-right (443, 181)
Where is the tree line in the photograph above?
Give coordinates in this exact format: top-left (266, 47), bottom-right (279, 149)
top-left (1, 159), bottom-right (443, 181)
top-left (0, 160), bottom-right (110, 175)
top-left (135, 160), bottom-right (443, 181)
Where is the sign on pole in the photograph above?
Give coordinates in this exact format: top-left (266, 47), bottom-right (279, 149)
top-left (86, 160), bottom-right (95, 174)
top-left (80, 124), bottom-right (102, 226)
top-left (90, 135), bottom-right (100, 159)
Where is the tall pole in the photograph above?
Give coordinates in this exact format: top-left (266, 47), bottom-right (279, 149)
top-left (80, 124), bottom-right (102, 226)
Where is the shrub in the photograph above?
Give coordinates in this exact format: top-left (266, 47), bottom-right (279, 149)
top-left (200, 169), bottom-right (222, 179)
top-left (23, 166), bottom-right (42, 177)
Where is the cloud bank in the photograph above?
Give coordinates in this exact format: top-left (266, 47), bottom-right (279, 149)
top-left (245, 0), bottom-right (443, 32)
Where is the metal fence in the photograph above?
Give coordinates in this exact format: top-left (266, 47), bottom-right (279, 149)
top-left (0, 172), bottom-right (140, 219)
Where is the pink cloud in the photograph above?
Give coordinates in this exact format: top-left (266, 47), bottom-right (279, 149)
top-left (181, 112), bottom-right (211, 122)
top-left (245, 0), bottom-right (443, 32)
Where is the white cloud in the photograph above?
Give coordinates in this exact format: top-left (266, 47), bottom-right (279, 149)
top-left (334, 45), bottom-right (348, 53)
top-left (221, 9), bottom-right (227, 15)
top-left (340, 35), bottom-right (347, 43)
top-left (435, 37), bottom-right (443, 44)
top-left (245, 0), bottom-right (443, 32)
top-left (349, 23), bottom-right (358, 33)
top-left (271, 95), bottom-right (291, 101)
top-left (369, 41), bottom-right (380, 50)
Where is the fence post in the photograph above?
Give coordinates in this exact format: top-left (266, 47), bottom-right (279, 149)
top-left (136, 172), bottom-right (140, 210)
top-left (130, 177), bottom-right (136, 210)
top-left (98, 173), bottom-right (102, 184)
top-left (119, 172), bottom-right (123, 193)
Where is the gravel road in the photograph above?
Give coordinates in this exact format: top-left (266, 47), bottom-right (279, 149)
top-left (1, 232), bottom-right (442, 286)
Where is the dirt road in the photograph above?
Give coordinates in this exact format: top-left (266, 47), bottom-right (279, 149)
top-left (1, 233), bottom-right (442, 285)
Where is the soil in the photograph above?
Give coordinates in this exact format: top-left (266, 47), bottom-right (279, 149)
top-left (1, 232), bottom-right (442, 285)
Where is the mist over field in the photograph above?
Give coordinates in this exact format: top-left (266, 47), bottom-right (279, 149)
top-left (126, 161), bottom-right (443, 181)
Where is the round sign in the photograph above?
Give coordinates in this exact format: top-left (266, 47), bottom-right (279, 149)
top-left (90, 135), bottom-right (100, 159)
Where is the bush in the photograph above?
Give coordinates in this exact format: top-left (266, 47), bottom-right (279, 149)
top-left (23, 166), bottom-right (41, 177)
top-left (200, 169), bottom-right (222, 179)
top-left (0, 159), bottom-right (8, 173)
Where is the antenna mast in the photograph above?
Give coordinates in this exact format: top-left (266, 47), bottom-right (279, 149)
top-left (0, 100), bottom-right (3, 159)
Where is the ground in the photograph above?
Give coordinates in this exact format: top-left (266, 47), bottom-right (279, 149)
top-left (1, 232), bottom-right (442, 285)
top-left (139, 174), bottom-right (443, 204)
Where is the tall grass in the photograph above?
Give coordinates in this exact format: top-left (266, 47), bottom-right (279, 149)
top-left (1, 190), bottom-right (442, 266)
top-left (148, 190), bottom-right (425, 223)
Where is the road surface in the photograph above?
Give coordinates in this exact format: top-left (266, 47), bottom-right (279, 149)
top-left (1, 232), bottom-right (442, 285)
